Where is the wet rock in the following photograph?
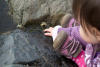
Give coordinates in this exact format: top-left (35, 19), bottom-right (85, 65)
top-left (6, 0), bottom-right (73, 26)
top-left (0, 29), bottom-right (77, 67)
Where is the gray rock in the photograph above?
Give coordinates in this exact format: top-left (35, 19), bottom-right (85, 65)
top-left (0, 29), bottom-right (77, 67)
top-left (4, 64), bottom-right (29, 67)
top-left (6, 0), bottom-right (73, 26)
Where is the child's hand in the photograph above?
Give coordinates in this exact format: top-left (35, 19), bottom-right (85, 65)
top-left (44, 27), bottom-right (54, 36)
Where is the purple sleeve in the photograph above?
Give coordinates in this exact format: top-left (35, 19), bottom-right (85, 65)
top-left (58, 26), bottom-right (80, 37)
top-left (58, 27), bottom-right (71, 36)
top-left (58, 26), bottom-right (87, 49)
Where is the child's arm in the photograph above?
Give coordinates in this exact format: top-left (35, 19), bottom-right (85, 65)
top-left (44, 26), bottom-right (82, 58)
top-left (44, 14), bottom-right (82, 58)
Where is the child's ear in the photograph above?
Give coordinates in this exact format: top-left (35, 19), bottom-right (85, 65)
top-left (96, 36), bottom-right (100, 42)
top-left (91, 27), bottom-right (98, 35)
top-left (92, 27), bottom-right (100, 36)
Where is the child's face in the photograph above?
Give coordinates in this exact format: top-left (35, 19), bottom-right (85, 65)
top-left (80, 26), bottom-right (100, 44)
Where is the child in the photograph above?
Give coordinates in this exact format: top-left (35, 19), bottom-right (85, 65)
top-left (44, 0), bottom-right (100, 67)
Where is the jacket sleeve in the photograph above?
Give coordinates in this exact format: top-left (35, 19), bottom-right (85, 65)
top-left (58, 26), bottom-right (87, 49)
top-left (60, 34), bottom-right (82, 58)
top-left (53, 27), bottom-right (82, 58)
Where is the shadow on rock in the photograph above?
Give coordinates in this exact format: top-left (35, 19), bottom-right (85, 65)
top-left (0, 29), bottom-right (78, 67)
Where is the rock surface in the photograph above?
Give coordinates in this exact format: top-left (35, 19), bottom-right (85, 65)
top-left (0, 0), bottom-right (16, 33)
top-left (0, 29), bottom-right (78, 67)
top-left (6, 0), bottom-right (73, 26)
top-left (0, 0), bottom-right (78, 67)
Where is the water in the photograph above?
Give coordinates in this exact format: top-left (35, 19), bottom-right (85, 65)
top-left (0, 0), bottom-right (16, 33)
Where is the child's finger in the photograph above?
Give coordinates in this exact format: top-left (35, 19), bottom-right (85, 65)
top-left (44, 27), bottom-right (53, 31)
top-left (43, 29), bottom-right (49, 32)
top-left (43, 29), bottom-right (51, 32)
top-left (44, 33), bottom-right (52, 36)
